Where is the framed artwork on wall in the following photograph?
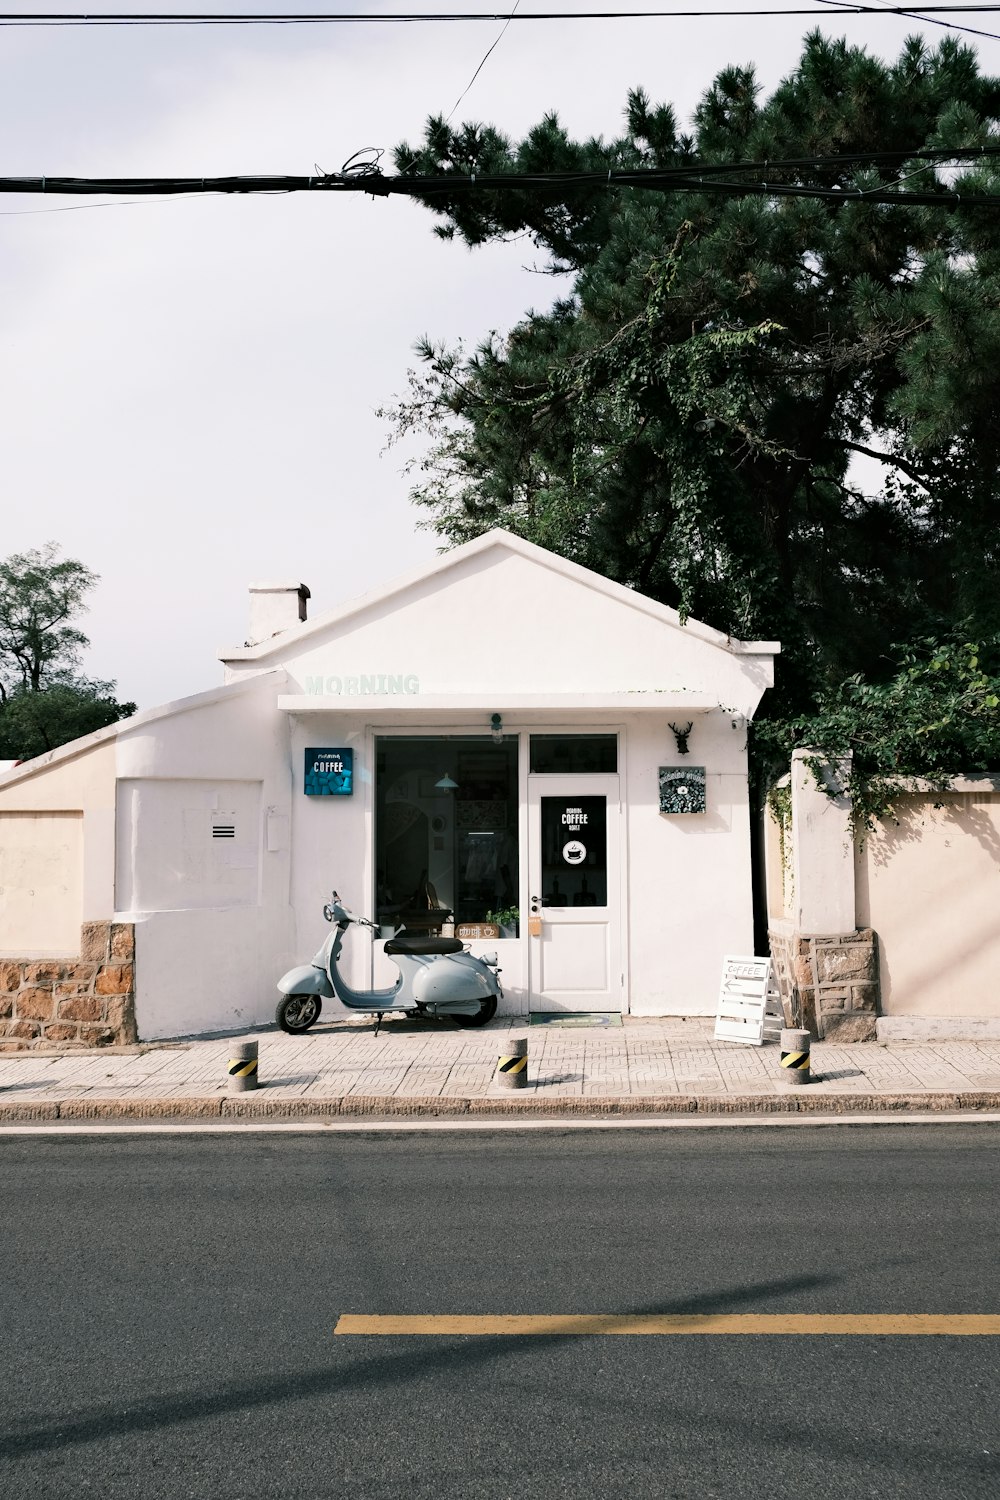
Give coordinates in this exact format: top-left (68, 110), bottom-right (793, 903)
top-left (659, 766), bottom-right (706, 815)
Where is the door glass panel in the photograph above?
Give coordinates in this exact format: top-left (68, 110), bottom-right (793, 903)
top-left (530, 735), bottom-right (617, 774)
top-left (540, 796), bottom-right (607, 907)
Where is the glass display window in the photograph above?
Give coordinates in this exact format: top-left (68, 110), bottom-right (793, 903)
top-left (375, 736), bottom-right (519, 937)
top-left (529, 735), bottom-right (618, 774)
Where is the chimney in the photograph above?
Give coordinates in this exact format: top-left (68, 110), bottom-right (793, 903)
top-left (247, 581), bottom-right (310, 646)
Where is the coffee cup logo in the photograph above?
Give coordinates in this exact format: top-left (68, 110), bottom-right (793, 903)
top-left (562, 839), bottom-right (587, 866)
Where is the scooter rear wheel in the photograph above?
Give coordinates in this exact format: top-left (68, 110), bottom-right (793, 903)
top-left (450, 994), bottom-right (498, 1028)
top-left (275, 994), bottom-right (322, 1033)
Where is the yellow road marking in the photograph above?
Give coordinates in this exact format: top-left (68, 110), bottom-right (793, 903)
top-left (334, 1314), bottom-right (1000, 1336)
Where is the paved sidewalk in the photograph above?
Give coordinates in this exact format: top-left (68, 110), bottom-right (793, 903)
top-left (3, 1016), bottom-right (1000, 1120)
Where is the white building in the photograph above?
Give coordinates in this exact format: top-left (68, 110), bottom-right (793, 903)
top-left (0, 531), bottom-right (778, 1042)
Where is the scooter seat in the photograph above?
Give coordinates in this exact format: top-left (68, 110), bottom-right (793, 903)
top-left (384, 934), bottom-right (465, 957)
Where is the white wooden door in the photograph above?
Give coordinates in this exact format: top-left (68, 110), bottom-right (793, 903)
top-left (526, 774), bottom-right (623, 1012)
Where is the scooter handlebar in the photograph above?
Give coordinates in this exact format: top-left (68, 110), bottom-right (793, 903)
top-left (323, 895), bottom-right (378, 931)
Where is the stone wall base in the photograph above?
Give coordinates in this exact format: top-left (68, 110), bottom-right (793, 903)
top-left (769, 926), bottom-right (879, 1042)
top-left (0, 922), bottom-right (137, 1050)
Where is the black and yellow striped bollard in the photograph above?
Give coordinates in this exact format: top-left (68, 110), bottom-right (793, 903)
top-left (779, 1027), bottom-right (811, 1086)
top-left (228, 1039), bottom-right (259, 1092)
top-left (497, 1035), bottom-right (528, 1089)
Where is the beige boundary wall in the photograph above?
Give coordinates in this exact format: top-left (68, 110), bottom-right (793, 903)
top-left (0, 738), bottom-right (137, 1049)
top-left (0, 737), bottom-right (116, 955)
top-left (857, 780), bottom-right (1000, 1022)
top-left (764, 754), bottom-right (1000, 1038)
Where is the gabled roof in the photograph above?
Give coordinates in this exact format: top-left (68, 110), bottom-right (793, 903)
top-left (219, 529), bottom-right (780, 664)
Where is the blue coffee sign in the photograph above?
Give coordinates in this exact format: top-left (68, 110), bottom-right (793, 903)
top-left (305, 747), bottom-right (353, 796)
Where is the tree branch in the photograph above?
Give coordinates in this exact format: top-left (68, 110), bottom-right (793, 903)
top-left (841, 441), bottom-right (933, 494)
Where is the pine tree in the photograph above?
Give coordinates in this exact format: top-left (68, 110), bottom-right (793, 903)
top-left (384, 33), bottom-right (1000, 731)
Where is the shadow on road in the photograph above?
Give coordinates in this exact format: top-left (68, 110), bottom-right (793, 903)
top-left (3, 1270), bottom-right (997, 1485)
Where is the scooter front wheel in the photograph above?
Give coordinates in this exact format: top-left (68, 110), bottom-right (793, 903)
top-left (275, 994), bottom-right (322, 1033)
top-left (450, 994), bottom-right (498, 1029)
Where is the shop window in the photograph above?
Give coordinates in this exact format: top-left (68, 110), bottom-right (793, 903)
top-left (529, 734), bottom-right (618, 774)
top-left (375, 737), bottom-right (519, 937)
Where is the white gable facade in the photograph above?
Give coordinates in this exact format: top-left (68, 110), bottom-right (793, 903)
top-left (0, 531), bottom-right (777, 1040)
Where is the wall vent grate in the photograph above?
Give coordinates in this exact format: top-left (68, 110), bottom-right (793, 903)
top-left (212, 825), bottom-right (236, 839)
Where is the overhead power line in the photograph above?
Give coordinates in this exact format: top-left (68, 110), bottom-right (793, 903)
top-left (4, 148), bottom-right (1000, 209)
top-left (810, 0), bottom-right (1000, 42)
top-left (5, 6), bottom-right (1000, 24)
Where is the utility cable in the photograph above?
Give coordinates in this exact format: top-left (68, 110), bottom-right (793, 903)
top-left (395, 0), bottom-right (520, 178)
top-left (811, 0), bottom-right (1000, 40)
top-left (445, 0), bottom-right (520, 123)
top-left (5, 7), bottom-right (1000, 24)
top-left (4, 153), bottom-right (1000, 208)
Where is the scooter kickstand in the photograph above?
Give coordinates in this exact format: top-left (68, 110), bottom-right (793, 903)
top-left (374, 1011), bottom-right (384, 1038)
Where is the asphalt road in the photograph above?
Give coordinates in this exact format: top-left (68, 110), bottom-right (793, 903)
top-left (2, 1124), bottom-right (999, 1500)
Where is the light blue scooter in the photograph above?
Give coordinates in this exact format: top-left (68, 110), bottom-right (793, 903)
top-left (276, 892), bottom-right (502, 1035)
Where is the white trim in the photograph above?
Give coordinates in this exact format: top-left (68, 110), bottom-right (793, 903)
top-left (884, 775), bottom-right (1000, 795)
top-left (0, 670), bottom-right (284, 792)
top-left (117, 669), bottom-right (284, 736)
top-left (526, 770), bottom-right (624, 1013)
top-left (0, 720), bottom-right (120, 788)
top-left (278, 693), bottom-right (719, 716)
top-left (220, 530), bottom-right (780, 665)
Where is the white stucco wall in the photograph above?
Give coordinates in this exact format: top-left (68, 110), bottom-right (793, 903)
top-left (226, 535), bottom-right (772, 1020)
top-left (223, 536), bottom-right (774, 716)
top-left (623, 711), bottom-right (755, 1014)
top-left (115, 675), bottom-right (298, 1039)
top-left (282, 707), bottom-right (755, 1017)
top-left (0, 533), bottom-right (775, 1035)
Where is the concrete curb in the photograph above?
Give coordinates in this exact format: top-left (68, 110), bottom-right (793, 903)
top-left (2, 1090), bottom-right (1000, 1123)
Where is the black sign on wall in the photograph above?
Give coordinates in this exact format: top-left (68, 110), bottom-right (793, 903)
top-left (540, 796), bottom-right (607, 906)
top-left (659, 766), bottom-right (706, 814)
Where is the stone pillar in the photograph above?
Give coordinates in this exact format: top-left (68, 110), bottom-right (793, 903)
top-left (768, 753), bottom-right (880, 1042)
top-left (790, 750), bottom-right (855, 934)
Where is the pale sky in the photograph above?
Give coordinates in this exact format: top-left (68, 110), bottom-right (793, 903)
top-left (1, 2), bottom-right (990, 707)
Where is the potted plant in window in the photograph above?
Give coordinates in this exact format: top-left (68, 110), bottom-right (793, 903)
top-left (486, 904), bottom-right (520, 939)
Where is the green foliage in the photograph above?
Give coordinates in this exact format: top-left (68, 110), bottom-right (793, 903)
top-left (0, 681), bottom-right (137, 761)
top-left (0, 543), bottom-right (95, 697)
top-left (765, 781), bottom-right (794, 884)
top-left (754, 634), bottom-right (1000, 828)
top-left (485, 904), bottom-right (520, 930)
top-left (386, 33), bottom-right (1000, 754)
top-left (0, 543), bottom-right (134, 760)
